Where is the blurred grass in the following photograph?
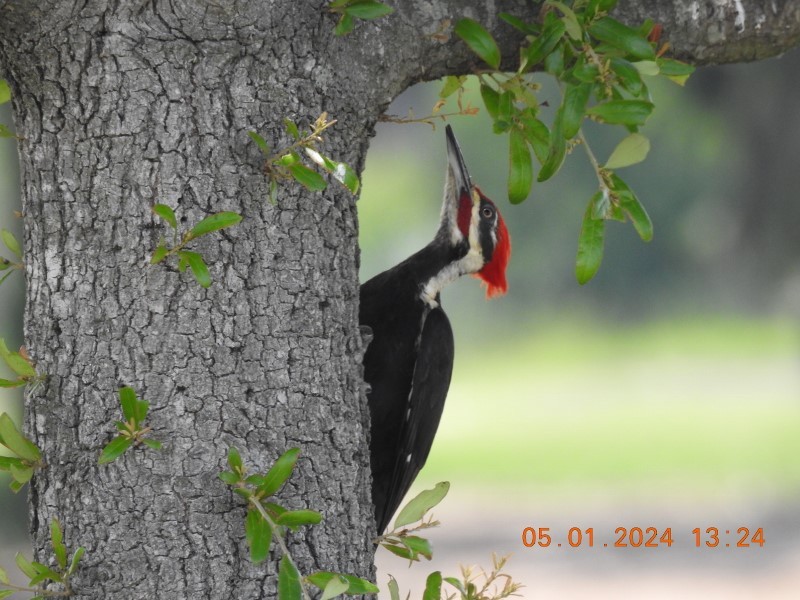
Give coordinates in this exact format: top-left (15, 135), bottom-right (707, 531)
top-left (418, 316), bottom-right (800, 495)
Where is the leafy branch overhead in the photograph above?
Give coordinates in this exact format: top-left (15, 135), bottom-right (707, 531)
top-left (98, 387), bottom-right (162, 465)
top-left (450, 0), bottom-right (694, 283)
top-left (0, 519), bottom-right (85, 599)
top-left (250, 112), bottom-right (359, 203)
top-left (150, 205), bottom-right (242, 288)
top-left (219, 447), bottom-right (378, 600)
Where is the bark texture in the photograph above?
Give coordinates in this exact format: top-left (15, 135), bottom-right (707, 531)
top-left (0, 1), bottom-right (798, 599)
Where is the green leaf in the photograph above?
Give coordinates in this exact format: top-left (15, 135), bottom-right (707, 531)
top-left (1, 230), bottom-right (21, 260)
top-left (334, 13), bottom-right (355, 36)
top-left (0, 378), bottom-right (24, 388)
top-left (561, 82), bottom-right (592, 139)
top-left (0, 455), bottom-right (25, 471)
top-left (320, 575), bottom-right (350, 600)
top-left (150, 243), bottom-right (169, 265)
top-left (133, 398), bottom-right (149, 425)
top-left (587, 100), bottom-right (654, 126)
top-left (0, 124), bottom-right (15, 139)
top-left (423, 571), bottom-right (442, 600)
top-left (0, 564), bottom-right (9, 584)
top-left (381, 543), bottom-right (414, 560)
top-left (248, 131), bottom-right (270, 155)
top-left (492, 92), bottom-right (513, 133)
top-left (0, 413), bottom-right (41, 463)
top-left (283, 118), bottom-right (300, 140)
top-left (189, 212), bottom-right (242, 239)
top-left (549, 1), bottom-right (582, 40)
top-left (610, 58), bottom-right (645, 96)
top-left (523, 13), bottom-right (565, 70)
top-left (9, 464), bottom-right (33, 487)
top-left (543, 43), bottom-right (565, 76)
top-left (141, 438), bottom-right (162, 450)
top-left (227, 446), bottom-right (243, 472)
top-left (98, 435), bottom-right (133, 465)
top-left (508, 129), bottom-right (533, 204)
top-left (257, 447), bottom-right (300, 497)
top-left (245, 507), bottom-right (273, 564)
top-left (269, 178), bottom-right (279, 205)
top-left (15, 553), bottom-right (37, 579)
top-left (332, 162), bottom-right (360, 194)
top-left (178, 251), bottom-right (212, 288)
top-left (610, 174), bottom-right (653, 241)
top-left (0, 340), bottom-right (36, 379)
top-left (387, 575), bottom-right (401, 600)
top-left (0, 591), bottom-right (13, 600)
top-left (576, 200), bottom-right (606, 284)
top-left (67, 547), bottom-right (85, 576)
top-left (152, 204), bottom-right (177, 230)
top-left (344, 1), bottom-right (394, 20)
top-left (306, 572), bottom-right (380, 595)
top-left (0, 80), bottom-right (10, 105)
top-left (275, 509), bottom-right (322, 528)
top-left (393, 481), bottom-right (449, 528)
top-left (289, 164), bottom-right (327, 191)
top-left (498, 13), bottom-right (534, 34)
top-left (444, 577), bottom-right (466, 596)
top-left (218, 471), bottom-right (240, 485)
top-left (480, 84), bottom-right (500, 121)
top-left (439, 75), bottom-right (465, 99)
top-left (658, 57), bottom-right (695, 85)
top-left (401, 535), bottom-right (433, 560)
top-left (605, 133), bottom-right (650, 169)
top-left (278, 555), bottom-right (302, 600)
top-left (519, 113), bottom-right (550, 164)
top-left (632, 60), bottom-right (659, 77)
top-left (28, 562), bottom-right (62, 586)
top-left (119, 386), bottom-right (138, 422)
top-left (51, 519), bottom-right (67, 570)
top-left (589, 17), bottom-right (655, 60)
top-left (454, 18), bottom-right (501, 69)
top-left (538, 109), bottom-right (566, 182)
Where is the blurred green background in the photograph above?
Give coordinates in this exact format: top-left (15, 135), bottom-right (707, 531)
top-left (2, 47), bottom-right (800, 597)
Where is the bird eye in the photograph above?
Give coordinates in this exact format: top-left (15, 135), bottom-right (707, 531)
top-left (481, 206), bottom-right (494, 219)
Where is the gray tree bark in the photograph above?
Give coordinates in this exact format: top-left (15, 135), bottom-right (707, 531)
top-left (0, 1), bottom-right (797, 598)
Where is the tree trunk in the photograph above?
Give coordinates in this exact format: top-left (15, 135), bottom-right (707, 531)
top-left (0, 1), bottom-right (797, 598)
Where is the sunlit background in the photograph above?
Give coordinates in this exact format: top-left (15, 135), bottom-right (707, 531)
top-left (2, 48), bottom-right (799, 598)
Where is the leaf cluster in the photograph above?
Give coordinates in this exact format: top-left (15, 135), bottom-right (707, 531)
top-left (250, 113), bottom-right (359, 202)
top-left (98, 387), bottom-right (162, 465)
top-left (440, 554), bottom-right (523, 600)
top-left (219, 447), bottom-right (378, 599)
top-left (0, 519), bottom-right (85, 599)
top-left (0, 229), bottom-right (23, 287)
top-left (452, 0), bottom-right (694, 282)
top-left (0, 338), bottom-right (39, 389)
top-left (378, 481), bottom-right (449, 562)
top-left (150, 205), bottom-right (242, 288)
top-left (327, 0), bottom-right (394, 36)
top-left (0, 412), bottom-right (44, 492)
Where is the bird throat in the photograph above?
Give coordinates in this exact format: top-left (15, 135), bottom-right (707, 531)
top-left (419, 249), bottom-right (484, 308)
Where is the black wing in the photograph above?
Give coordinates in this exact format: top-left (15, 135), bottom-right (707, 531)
top-left (377, 306), bottom-right (454, 532)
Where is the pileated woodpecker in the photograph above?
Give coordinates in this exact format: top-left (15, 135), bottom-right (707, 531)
top-left (360, 125), bottom-right (511, 533)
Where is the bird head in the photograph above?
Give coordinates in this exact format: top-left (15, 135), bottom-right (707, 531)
top-left (440, 125), bottom-right (511, 298)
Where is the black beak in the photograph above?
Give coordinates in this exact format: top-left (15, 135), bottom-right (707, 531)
top-left (445, 125), bottom-right (472, 199)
